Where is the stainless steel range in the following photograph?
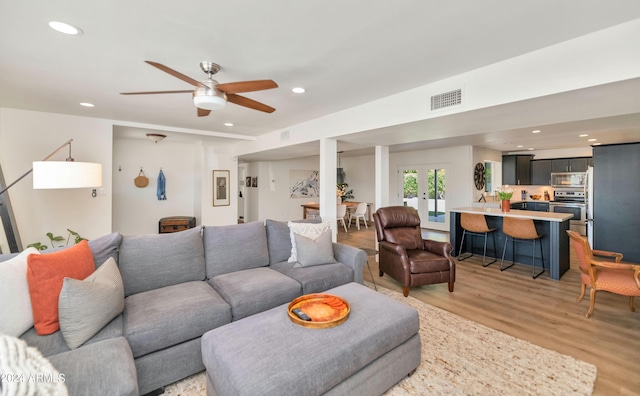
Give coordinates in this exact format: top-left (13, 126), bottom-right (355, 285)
top-left (550, 189), bottom-right (587, 236)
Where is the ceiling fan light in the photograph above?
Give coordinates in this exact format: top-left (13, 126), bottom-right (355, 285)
top-left (194, 94), bottom-right (226, 111)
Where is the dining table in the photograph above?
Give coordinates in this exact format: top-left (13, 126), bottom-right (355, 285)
top-left (301, 201), bottom-right (371, 220)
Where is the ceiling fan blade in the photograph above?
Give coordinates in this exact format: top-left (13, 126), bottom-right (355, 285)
top-left (197, 108), bottom-right (211, 117)
top-left (120, 90), bottom-right (193, 95)
top-left (145, 61), bottom-right (208, 89)
top-left (227, 94), bottom-right (275, 113)
top-left (216, 80), bottom-right (278, 94)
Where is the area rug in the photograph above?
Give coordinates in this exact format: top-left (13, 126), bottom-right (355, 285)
top-left (164, 284), bottom-right (597, 395)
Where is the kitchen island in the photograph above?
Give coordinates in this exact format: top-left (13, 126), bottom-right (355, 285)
top-left (450, 207), bottom-right (573, 280)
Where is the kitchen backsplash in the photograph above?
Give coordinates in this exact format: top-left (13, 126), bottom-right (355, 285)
top-left (482, 185), bottom-right (557, 202)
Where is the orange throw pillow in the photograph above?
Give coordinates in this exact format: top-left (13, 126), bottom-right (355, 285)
top-left (27, 240), bottom-right (95, 335)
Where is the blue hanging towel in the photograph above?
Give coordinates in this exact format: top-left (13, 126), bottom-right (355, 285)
top-left (157, 169), bottom-right (167, 200)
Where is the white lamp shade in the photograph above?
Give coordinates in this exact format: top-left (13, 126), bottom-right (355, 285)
top-left (33, 161), bottom-right (103, 189)
top-left (193, 94), bottom-right (226, 110)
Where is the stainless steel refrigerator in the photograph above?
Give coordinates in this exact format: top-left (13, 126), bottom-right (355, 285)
top-left (591, 143), bottom-right (640, 262)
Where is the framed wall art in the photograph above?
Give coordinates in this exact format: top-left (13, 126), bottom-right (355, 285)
top-left (289, 170), bottom-right (320, 198)
top-left (245, 176), bottom-right (252, 187)
top-left (213, 170), bottom-right (230, 206)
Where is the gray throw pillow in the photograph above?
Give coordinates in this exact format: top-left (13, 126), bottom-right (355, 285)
top-left (293, 230), bottom-right (336, 267)
top-left (58, 257), bottom-right (125, 349)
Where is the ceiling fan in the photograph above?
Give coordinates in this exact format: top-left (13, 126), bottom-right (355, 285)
top-left (121, 61), bottom-right (278, 117)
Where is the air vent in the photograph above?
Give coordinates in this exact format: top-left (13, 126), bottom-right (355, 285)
top-left (430, 89), bottom-right (462, 110)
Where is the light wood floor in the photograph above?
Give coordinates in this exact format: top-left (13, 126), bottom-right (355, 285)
top-left (337, 223), bottom-right (640, 396)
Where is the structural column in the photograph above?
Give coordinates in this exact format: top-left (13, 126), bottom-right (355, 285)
top-left (319, 138), bottom-right (338, 241)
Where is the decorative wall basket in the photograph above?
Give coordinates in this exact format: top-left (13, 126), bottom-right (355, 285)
top-left (134, 169), bottom-right (149, 188)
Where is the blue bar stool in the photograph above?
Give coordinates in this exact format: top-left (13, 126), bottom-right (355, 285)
top-left (500, 216), bottom-right (545, 278)
top-left (457, 212), bottom-right (498, 267)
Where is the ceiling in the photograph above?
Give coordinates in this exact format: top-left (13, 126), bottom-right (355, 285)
top-left (2, 0), bottom-right (640, 160)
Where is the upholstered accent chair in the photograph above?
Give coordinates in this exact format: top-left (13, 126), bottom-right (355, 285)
top-left (567, 230), bottom-right (640, 318)
top-left (373, 206), bottom-right (455, 297)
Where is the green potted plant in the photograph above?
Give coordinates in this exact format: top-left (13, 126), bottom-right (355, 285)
top-left (495, 185), bottom-right (513, 212)
top-left (336, 183), bottom-right (354, 202)
top-left (27, 229), bottom-right (86, 251)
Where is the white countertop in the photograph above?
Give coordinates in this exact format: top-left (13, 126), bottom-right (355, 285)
top-left (451, 207), bottom-right (573, 222)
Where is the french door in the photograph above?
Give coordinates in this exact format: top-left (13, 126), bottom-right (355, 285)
top-left (399, 165), bottom-right (448, 231)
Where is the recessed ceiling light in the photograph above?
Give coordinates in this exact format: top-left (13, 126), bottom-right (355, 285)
top-left (224, 122), bottom-right (234, 127)
top-left (291, 87), bottom-right (306, 94)
top-left (49, 21), bottom-right (83, 35)
top-left (592, 142), bottom-right (602, 146)
top-left (516, 145), bottom-right (524, 148)
top-left (528, 148), bottom-right (535, 150)
top-left (532, 130), bottom-right (541, 134)
top-left (588, 138), bottom-right (597, 142)
top-left (579, 134), bottom-right (588, 137)
top-left (79, 102), bottom-right (94, 107)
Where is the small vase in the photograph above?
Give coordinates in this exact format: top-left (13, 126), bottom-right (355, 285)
top-left (501, 199), bottom-right (510, 212)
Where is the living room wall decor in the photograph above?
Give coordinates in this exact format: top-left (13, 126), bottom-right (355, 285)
top-left (212, 170), bottom-right (230, 206)
top-left (289, 170), bottom-right (319, 198)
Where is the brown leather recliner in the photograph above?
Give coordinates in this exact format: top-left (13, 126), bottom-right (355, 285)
top-left (373, 206), bottom-right (455, 297)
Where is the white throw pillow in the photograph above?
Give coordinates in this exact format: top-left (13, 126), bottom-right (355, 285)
top-left (58, 257), bottom-right (125, 349)
top-left (287, 221), bottom-right (331, 263)
top-left (0, 247), bottom-right (40, 337)
top-left (293, 229), bottom-right (337, 267)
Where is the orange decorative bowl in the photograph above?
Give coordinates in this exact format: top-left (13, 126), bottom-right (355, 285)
top-left (530, 195), bottom-right (542, 200)
top-left (288, 293), bottom-right (350, 329)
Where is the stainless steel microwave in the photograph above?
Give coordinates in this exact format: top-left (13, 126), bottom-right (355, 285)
top-left (550, 172), bottom-right (587, 188)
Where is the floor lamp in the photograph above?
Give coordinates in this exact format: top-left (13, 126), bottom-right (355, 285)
top-left (0, 139), bottom-right (102, 253)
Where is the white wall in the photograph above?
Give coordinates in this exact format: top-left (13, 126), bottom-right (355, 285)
top-left (341, 155), bottom-right (375, 205)
top-left (0, 108), bottom-right (241, 250)
top-left (0, 108), bottom-right (113, 247)
top-left (243, 157), bottom-right (322, 222)
top-left (112, 137), bottom-right (196, 235)
top-left (112, 135), bottom-right (239, 234)
top-left (472, 146), bottom-right (503, 202)
top-left (199, 143), bottom-right (238, 227)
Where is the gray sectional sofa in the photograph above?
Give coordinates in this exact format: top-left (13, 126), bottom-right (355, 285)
top-left (0, 219), bottom-right (367, 395)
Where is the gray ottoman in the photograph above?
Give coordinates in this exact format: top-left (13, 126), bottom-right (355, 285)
top-left (201, 282), bottom-right (420, 396)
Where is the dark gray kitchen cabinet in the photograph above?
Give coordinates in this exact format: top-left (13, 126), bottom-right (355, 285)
top-left (530, 160), bottom-right (552, 185)
top-left (510, 201), bottom-right (548, 212)
top-left (551, 159), bottom-right (569, 172)
top-left (531, 202), bottom-right (549, 212)
top-left (593, 143), bottom-right (640, 262)
top-left (551, 157), bottom-right (590, 172)
top-left (502, 155), bottom-right (532, 185)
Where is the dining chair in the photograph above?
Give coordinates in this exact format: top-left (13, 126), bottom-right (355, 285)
top-left (336, 204), bottom-right (348, 232)
top-left (348, 202), bottom-right (368, 230)
top-left (567, 230), bottom-right (640, 318)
